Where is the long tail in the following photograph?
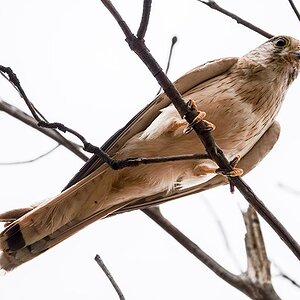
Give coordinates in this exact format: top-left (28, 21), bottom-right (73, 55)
top-left (0, 165), bottom-right (126, 272)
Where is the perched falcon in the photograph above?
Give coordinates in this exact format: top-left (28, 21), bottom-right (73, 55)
top-left (0, 35), bottom-right (299, 272)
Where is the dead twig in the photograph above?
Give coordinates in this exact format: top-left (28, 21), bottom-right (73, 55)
top-left (287, 0), bottom-right (300, 22)
top-left (156, 36), bottom-right (178, 95)
top-left (242, 206), bottom-right (281, 300)
top-left (198, 0), bottom-right (273, 39)
top-left (0, 144), bottom-right (60, 165)
top-left (95, 254), bottom-right (126, 300)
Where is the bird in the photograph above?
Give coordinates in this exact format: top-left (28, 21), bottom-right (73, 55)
top-left (0, 35), bottom-right (299, 272)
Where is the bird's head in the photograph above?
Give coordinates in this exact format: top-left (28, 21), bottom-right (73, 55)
top-left (244, 35), bottom-right (300, 83)
top-left (246, 36), bottom-right (300, 64)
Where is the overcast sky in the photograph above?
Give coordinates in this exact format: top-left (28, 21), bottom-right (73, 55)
top-left (0, 0), bottom-right (300, 299)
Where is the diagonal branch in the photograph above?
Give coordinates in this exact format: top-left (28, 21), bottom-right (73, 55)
top-left (99, 0), bottom-right (300, 261)
top-left (287, 0), bottom-right (300, 22)
top-left (143, 207), bottom-right (249, 294)
top-left (95, 254), bottom-right (126, 300)
top-left (198, 0), bottom-right (273, 38)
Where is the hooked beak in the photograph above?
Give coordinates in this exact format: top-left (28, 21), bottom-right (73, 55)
top-left (291, 50), bottom-right (300, 59)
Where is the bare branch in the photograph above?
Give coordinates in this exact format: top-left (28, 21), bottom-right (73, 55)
top-left (287, 0), bottom-right (300, 22)
top-left (231, 178), bottom-right (300, 261)
top-left (142, 207), bottom-right (248, 293)
top-left (198, 0), bottom-right (273, 39)
top-left (137, 0), bottom-right (152, 39)
top-left (156, 36), bottom-right (178, 95)
top-left (0, 144), bottom-right (60, 165)
top-left (273, 262), bottom-right (300, 289)
top-left (100, 0), bottom-right (300, 261)
top-left (241, 206), bottom-right (282, 300)
top-left (95, 254), bottom-right (126, 300)
top-left (243, 206), bottom-right (271, 284)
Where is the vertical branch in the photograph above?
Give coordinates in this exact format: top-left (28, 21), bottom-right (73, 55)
top-left (243, 206), bottom-right (271, 284)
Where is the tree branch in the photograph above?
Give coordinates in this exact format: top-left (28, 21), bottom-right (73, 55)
top-left (95, 254), bottom-right (126, 300)
top-left (143, 207), bottom-right (249, 294)
top-left (156, 36), bottom-right (178, 95)
top-left (242, 206), bottom-right (281, 300)
top-left (0, 144), bottom-right (60, 165)
top-left (287, 0), bottom-right (300, 22)
top-left (137, 0), bottom-right (152, 39)
top-left (198, 0), bottom-right (273, 39)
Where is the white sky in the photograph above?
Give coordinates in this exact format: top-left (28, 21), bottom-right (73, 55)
top-left (0, 0), bottom-right (300, 299)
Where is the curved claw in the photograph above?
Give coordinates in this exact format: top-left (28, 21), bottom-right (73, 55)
top-left (184, 99), bottom-right (215, 134)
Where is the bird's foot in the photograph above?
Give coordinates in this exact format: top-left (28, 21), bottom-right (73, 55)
top-left (184, 99), bottom-right (216, 134)
top-left (216, 156), bottom-right (244, 177)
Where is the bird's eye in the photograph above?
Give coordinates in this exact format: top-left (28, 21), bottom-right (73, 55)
top-left (273, 37), bottom-right (290, 48)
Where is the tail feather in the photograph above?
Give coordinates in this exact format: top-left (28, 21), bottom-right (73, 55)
top-left (0, 165), bottom-right (117, 272)
top-left (0, 199), bottom-right (133, 272)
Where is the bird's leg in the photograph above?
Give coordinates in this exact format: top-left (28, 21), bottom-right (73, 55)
top-left (184, 99), bottom-right (216, 134)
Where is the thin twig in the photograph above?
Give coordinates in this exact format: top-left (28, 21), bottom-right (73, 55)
top-left (287, 0), bottom-right (300, 22)
top-left (273, 261), bottom-right (300, 288)
top-left (156, 36), bottom-right (178, 95)
top-left (0, 66), bottom-right (41, 121)
top-left (100, 0), bottom-right (300, 261)
top-left (112, 153), bottom-right (210, 169)
top-left (198, 0), bottom-right (273, 39)
top-left (137, 0), bottom-right (152, 39)
top-left (0, 144), bottom-right (60, 165)
top-left (95, 254), bottom-right (126, 300)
